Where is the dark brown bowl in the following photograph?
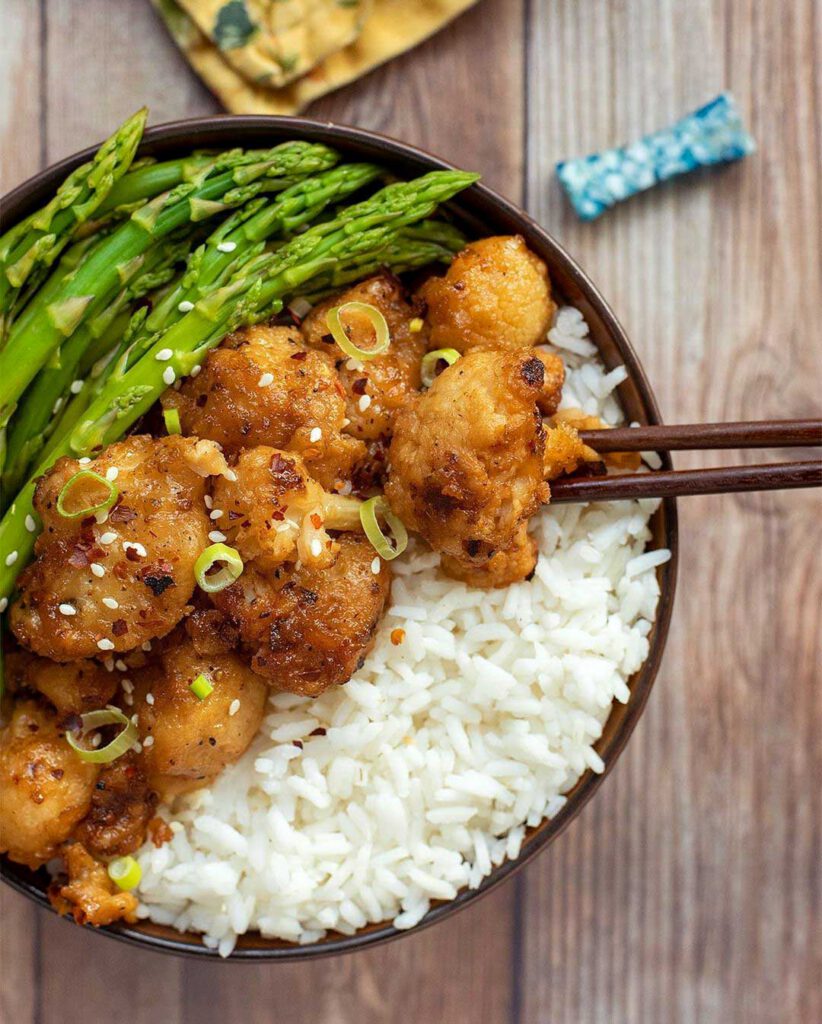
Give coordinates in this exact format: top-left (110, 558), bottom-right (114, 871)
top-left (0, 116), bottom-right (678, 960)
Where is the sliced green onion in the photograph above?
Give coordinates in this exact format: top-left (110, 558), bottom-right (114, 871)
top-left (194, 542), bottom-right (244, 593)
top-left (359, 496), bottom-right (408, 561)
top-left (56, 469), bottom-right (118, 519)
top-left (163, 407), bottom-right (182, 435)
top-left (326, 301), bottom-right (390, 361)
top-left (420, 348), bottom-right (461, 387)
top-left (189, 674), bottom-right (213, 700)
top-left (107, 855), bottom-right (142, 891)
top-left (65, 706), bottom-right (137, 764)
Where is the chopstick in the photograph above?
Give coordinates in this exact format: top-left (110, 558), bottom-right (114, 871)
top-left (549, 460), bottom-right (822, 504)
top-left (577, 418), bottom-right (822, 453)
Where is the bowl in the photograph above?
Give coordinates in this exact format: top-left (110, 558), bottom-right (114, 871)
top-left (0, 116), bottom-right (678, 960)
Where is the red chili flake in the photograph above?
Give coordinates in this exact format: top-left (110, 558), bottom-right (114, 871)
top-left (195, 394), bottom-right (208, 408)
top-left (111, 619), bottom-right (128, 636)
top-left (293, 740), bottom-right (303, 749)
top-left (309, 727), bottom-right (327, 737)
top-left (352, 377), bottom-right (368, 396)
top-left (109, 504), bottom-right (137, 524)
top-left (140, 563), bottom-right (176, 596)
top-left (147, 817), bottom-right (174, 848)
top-left (290, 351), bottom-right (307, 361)
top-left (125, 546), bottom-right (143, 562)
top-left (228, 510), bottom-right (243, 520)
top-left (68, 535), bottom-right (104, 568)
top-left (310, 513), bottom-right (322, 529)
top-left (391, 628), bottom-right (406, 646)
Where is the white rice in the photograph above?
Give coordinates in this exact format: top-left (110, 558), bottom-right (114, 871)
top-left (134, 306), bottom-right (670, 956)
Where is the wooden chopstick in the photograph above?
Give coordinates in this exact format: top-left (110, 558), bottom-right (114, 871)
top-left (549, 460), bottom-right (822, 504)
top-left (577, 419), bottom-right (822, 453)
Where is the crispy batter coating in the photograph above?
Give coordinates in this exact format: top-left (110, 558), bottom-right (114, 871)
top-left (4, 650), bottom-right (116, 715)
top-left (212, 534), bottom-right (391, 696)
top-left (9, 436), bottom-right (222, 661)
top-left (441, 525), bottom-right (538, 589)
top-left (543, 420), bottom-right (602, 480)
top-left (551, 408), bottom-right (642, 471)
top-left (386, 348), bottom-right (549, 567)
top-left (162, 324), bottom-right (365, 489)
top-left (131, 635), bottom-right (267, 799)
top-left (49, 842), bottom-right (137, 926)
top-left (302, 273), bottom-right (428, 442)
top-left (212, 446), bottom-right (361, 573)
top-left (73, 751), bottom-right (156, 858)
top-left (417, 236), bottom-right (556, 353)
top-left (0, 700), bottom-right (98, 868)
top-left (534, 349), bottom-right (566, 416)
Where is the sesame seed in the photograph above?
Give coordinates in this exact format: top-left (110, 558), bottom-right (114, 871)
top-left (70, 379), bottom-right (84, 394)
top-left (132, 740), bottom-right (142, 752)
top-left (310, 538), bottom-right (322, 558)
top-left (217, 241), bottom-right (237, 253)
top-left (24, 514), bottom-right (36, 533)
top-left (178, 300), bottom-right (194, 313)
top-left (52, 397), bottom-right (63, 415)
top-left (91, 733), bottom-right (102, 748)
top-left (204, 494), bottom-right (213, 509)
top-left (97, 638), bottom-right (115, 651)
top-left (163, 366), bottom-right (176, 386)
top-left (257, 372), bottom-right (274, 387)
top-left (345, 357), bottom-right (363, 372)
top-left (155, 348), bottom-right (174, 362)
top-left (142, 641), bottom-right (152, 654)
top-left (5, 551), bottom-right (18, 567)
top-left (123, 541), bottom-right (147, 557)
top-left (229, 699), bottom-right (241, 716)
top-left (341, 418), bottom-right (351, 428)
top-left (143, 735), bottom-right (155, 748)
top-left (209, 530), bottom-right (227, 543)
top-left (78, 457), bottom-right (91, 465)
top-left (121, 678), bottom-right (134, 694)
top-left (105, 466), bottom-right (119, 481)
top-left (59, 603), bottom-right (76, 616)
top-left (309, 427), bottom-right (322, 443)
top-left (358, 394), bottom-right (372, 412)
top-left (223, 469), bottom-right (237, 483)
top-left (102, 597), bottom-right (119, 609)
top-left (145, 692), bottom-right (155, 706)
top-left (191, 365), bottom-right (202, 377)
top-left (103, 657), bottom-right (115, 672)
top-left (123, 692), bottom-right (134, 706)
top-left (131, 714), bottom-right (139, 726)
top-left (209, 509), bottom-right (224, 520)
top-left (115, 660), bottom-right (127, 672)
top-left (371, 556), bottom-right (381, 574)
top-left (0, 598), bottom-right (7, 613)
top-left (90, 562), bottom-right (105, 577)
top-left (99, 532), bottom-right (117, 545)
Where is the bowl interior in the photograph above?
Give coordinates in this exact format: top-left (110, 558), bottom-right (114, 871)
top-left (0, 117), bottom-right (678, 960)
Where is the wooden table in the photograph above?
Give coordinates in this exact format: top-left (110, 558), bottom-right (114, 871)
top-left (1, 2), bottom-right (819, 1021)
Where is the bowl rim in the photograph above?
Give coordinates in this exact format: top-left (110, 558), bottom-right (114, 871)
top-left (0, 113), bottom-right (678, 961)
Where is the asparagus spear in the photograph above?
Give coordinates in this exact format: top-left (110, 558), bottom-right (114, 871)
top-left (0, 110), bottom-right (148, 332)
top-left (1, 235), bottom-right (193, 502)
top-left (0, 141), bottom-right (339, 429)
top-left (0, 170), bottom-right (477, 600)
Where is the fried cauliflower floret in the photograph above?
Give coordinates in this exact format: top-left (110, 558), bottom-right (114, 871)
top-left (49, 842), bottom-right (137, 926)
top-left (9, 436), bottom-right (222, 661)
top-left (534, 349), bottom-right (565, 416)
top-left (0, 700), bottom-right (98, 868)
top-left (73, 752), bottom-right (156, 858)
top-left (386, 349), bottom-right (549, 568)
top-left (212, 446), bottom-right (361, 573)
top-left (4, 650), bottom-right (116, 715)
top-left (551, 408), bottom-right (642, 472)
top-left (162, 324), bottom-right (365, 490)
top-left (211, 534), bottom-right (391, 696)
top-left (302, 273), bottom-right (429, 442)
top-left (441, 525), bottom-right (538, 589)
top-left (131, 636), bottom-right (267, 799)
top-left (417, 236), bottom-right (556, 352)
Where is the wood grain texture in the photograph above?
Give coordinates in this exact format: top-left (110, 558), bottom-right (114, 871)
top-left (0, 2), bottom-right (819, 1023)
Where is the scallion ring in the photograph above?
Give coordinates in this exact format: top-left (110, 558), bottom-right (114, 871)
top-left (194, 542), bottom-right (244, 593)
top-left (65, 706), bottom-right (137, 764)
top-left (326, 301), bottom-right (390, 361)
top-left (56, 469), bottom-right (118, 520)
top-left (107, 855), bottom-right (142, 891)
top-left (359, 496), bottom-right (408, 561)
top-left (163, 407), bottom-right (182, 435)
top-left (189, 674), bottom-right (213, 700)
top-left (420, 348), bottom-right (461, 387)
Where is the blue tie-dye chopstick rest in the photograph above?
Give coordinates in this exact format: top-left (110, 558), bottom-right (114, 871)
top-left (556, 92), bottom-right (756, 221)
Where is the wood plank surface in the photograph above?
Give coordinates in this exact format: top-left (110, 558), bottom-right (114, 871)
top-left (0, 1), bottom-right (818, 1022)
